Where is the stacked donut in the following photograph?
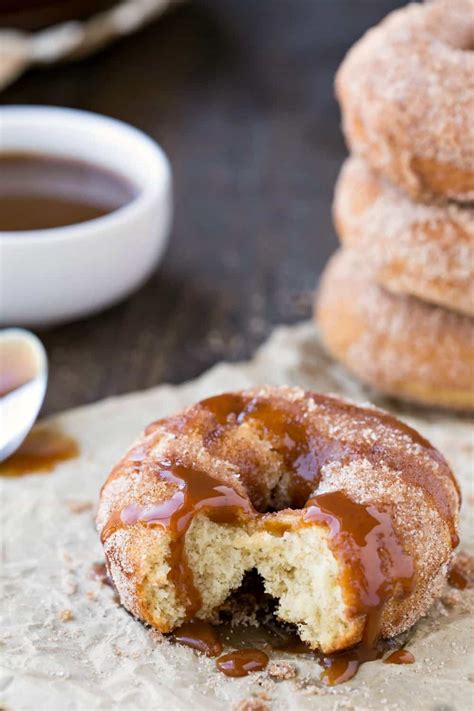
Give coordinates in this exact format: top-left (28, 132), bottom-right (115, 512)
top-left (316, 0), bottom-right (474, 411)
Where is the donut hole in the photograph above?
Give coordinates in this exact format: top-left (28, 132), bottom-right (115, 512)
top-left (246, 468), bottom-right (314, 514)
top-left (208, 407), bottom-right (330, 514)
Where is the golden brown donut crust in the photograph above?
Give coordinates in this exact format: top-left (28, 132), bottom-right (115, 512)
top-left (97, 386), bottom-right (460, 652)
top-left (334, 157), bottom-right (474, 316)
top-left (336, 0), bottom-right (474, 203)
top-left (316, 249), bottom-right (474, 411)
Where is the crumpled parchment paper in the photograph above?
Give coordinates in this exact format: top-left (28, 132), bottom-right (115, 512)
top-left (0, 0), bottom-right (183, 91)
top-left (1, 322), bottom-right (473, 710)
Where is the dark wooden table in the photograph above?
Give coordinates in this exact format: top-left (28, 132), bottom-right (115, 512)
top-left (3, 0), bottom-right (404, 415)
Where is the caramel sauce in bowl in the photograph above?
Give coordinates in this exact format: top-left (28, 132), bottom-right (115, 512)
top-left (0, 106), bottom-right (172, 327)
top-left (0, 153), bottom-right (137, 232)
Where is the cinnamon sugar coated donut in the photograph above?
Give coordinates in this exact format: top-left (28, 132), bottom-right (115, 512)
top-left (336, 0), bottom-right (474, 202)
top-left (316, 249), bottom-right (474, 411)
top-left (97, 386), bottom-right (460, 655)
top-left (334, 157), bottom-right (474, 315)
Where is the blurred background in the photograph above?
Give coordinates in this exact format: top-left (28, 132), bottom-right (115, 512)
top-left (1, 0), bottom-right (405, 415)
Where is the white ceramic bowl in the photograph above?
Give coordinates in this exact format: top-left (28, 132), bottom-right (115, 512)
top-left (0, 106), bottom-right (172, 327)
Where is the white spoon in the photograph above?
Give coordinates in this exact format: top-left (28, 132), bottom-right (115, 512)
top-left (0, 328), bottom-right (48, 462)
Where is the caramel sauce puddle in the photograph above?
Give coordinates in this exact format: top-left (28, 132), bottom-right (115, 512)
top-left (171, 620), bottom-right (223, 657)
top-left (216, 648), bottom-right (269, 677)
top-left (0, 427), bottom-right (79, 476)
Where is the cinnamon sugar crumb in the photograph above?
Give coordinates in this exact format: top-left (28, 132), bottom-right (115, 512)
top-left (267, 661), bottom-right (297, 680)
top-left (58, 609), bottom-right (74, 622)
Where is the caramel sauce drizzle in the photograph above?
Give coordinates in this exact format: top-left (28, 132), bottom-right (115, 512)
top-left (106, 479), bottom-right (415, 685)
top-left (303, 490), bottom-right (415, 686)
top-left (200, 392), bottom-right (459, 546)
top-left (0, 427), bottom-right (79, 477)
top-left (101, 462), bottom-right (254, 615)
top-left (215, 648), bottom-right (269, 677)
top-left (201, 393), bottom-right (351, 506)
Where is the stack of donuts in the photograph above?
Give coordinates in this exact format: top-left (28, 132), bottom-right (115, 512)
top-left (316, 0), bottom-right (474, 411)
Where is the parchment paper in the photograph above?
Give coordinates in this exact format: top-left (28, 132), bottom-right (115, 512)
top-left (1, 322), bottom-right (473, 710)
